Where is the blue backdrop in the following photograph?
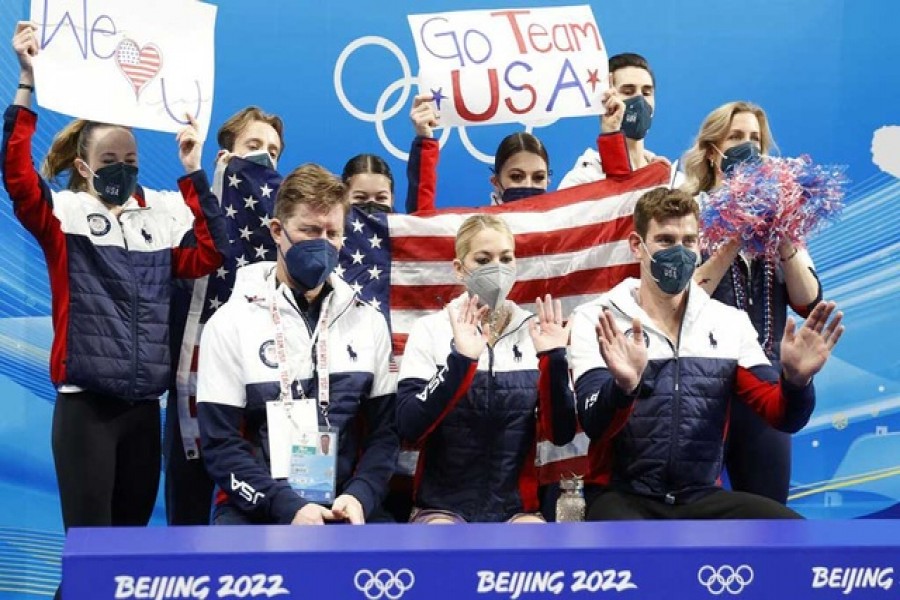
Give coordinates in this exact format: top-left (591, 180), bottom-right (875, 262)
top-left (0, 0), bottom-right (898, 596)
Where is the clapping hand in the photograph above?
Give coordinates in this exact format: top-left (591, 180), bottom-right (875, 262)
top-left (596, 308), bottom-right (647, 394)
top-left (447, 294), bottom-right (490, 360)
top-left (780, 301), bottom-right (844, 386)
top-left (528, 294), bottom-right (572, 353)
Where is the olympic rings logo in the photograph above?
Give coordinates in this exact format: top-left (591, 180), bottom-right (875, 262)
top-left (333, 36), bottom-right (553, 163)
top-left (697, 564), bottom-right (754, 595)
top-left (353, 568), bottom-right (416, 600)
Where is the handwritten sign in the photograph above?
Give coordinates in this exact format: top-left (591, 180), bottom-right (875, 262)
top-left (30, 0), bottom-right (217, 139)
top-left (408, 5), bottom-right (607, 127)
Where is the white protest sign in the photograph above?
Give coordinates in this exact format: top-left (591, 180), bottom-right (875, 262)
top-left (408, 5), bottom-right (608, 127)
top-left (30, 0), bottom-right (217, 139)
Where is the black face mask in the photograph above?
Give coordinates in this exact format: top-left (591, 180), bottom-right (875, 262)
top-left (356, 200), bottom-right (393, 214)
top-left (500, 186), bottom-right (545, 203)
top-left (90, 162), bottom-right (139, 206)
top-left (720, 142), bottom-right (761, 174)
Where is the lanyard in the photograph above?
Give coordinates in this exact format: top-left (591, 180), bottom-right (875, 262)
top-left (268, 279), bottom-right (332, 425)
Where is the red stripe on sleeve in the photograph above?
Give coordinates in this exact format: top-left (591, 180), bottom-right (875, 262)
top-left (415, 361), bottom-right (478, 447)
top-left (734, 366), bottom-right (785, 427)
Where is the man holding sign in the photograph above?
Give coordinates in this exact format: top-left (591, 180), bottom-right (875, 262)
top-left (2, 21), bottom-right (225, 542)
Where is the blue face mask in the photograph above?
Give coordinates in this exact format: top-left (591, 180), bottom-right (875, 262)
top-left (720, 142), bottom-right (761, 174)
top-left (280, 233), bottom-right (339, 290)
top-left (621, 95), bottom-right (653, 141)
top-left (643, 241), bottom-right (697, 295)
top-left (89, 162), bottom-right (139, 206)
top-left (500, 186), bottom-right (545, 203)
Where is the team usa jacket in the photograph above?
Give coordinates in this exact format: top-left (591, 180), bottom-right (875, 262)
top-left (196, 263), bottom-right (399, 524)
top-left (1, 105), bottom-right (224, 401)
top-left (569, 278), bottom-right (816, 503)
top-left (397, 296), bottom-right (577, 521)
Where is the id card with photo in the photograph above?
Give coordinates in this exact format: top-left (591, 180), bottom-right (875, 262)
top-left (288, 426), bottom-right (338, 504)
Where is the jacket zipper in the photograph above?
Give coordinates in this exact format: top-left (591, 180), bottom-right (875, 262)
top-left (119, 216), bottom-right (139, 399)
top-left (607, 299), bottom-right (685, 504)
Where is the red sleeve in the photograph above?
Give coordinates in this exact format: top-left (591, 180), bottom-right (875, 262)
top-left (1, 106), bottom-right (63, 245)
top-left (171, 171), bottom-right (224, 278)
top-left (734, 365), bottom-right (815, 433)
top-left (405, 136), bottom-right (439, 213)
top-left (734, 365), bottom-right (785, 426)
top-left (597, 132), bottom-right (632, 177)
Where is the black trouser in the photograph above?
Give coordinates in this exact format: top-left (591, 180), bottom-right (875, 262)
top-left (725, 399), bottom-right (792, 504)
top-left (163, 399), bottom-right (215, 524)
top-left (52, 391), bottom-right (160, 529)
top-left (586, 488), bottom-right (802, 520)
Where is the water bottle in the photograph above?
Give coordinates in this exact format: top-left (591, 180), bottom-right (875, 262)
top-left (555, 476), bottom-right (585, 522)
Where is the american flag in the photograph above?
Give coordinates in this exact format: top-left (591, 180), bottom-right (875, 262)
top-left (174, 159), bottom-right (281, 458)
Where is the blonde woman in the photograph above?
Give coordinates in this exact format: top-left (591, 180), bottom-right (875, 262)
top-left (682, 101), bottom-right (823, 504)
top-left (397, 215), bottom-right (576, 523)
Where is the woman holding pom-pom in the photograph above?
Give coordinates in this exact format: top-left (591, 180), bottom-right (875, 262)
top-left (681, 101), bottom-right (824, 506)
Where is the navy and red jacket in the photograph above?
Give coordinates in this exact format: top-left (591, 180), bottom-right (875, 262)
top-left (397, 297), bottom-right (576, 521)
top-left (1, 105), bottom-right (225, 401)
top-left (570, 279), bottom-right (816, 503)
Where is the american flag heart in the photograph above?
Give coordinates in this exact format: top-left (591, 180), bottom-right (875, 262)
top-left (115, 39), bottom-right (163, 100)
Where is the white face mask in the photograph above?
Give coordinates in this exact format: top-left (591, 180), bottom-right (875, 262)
top-left (241, 149), bottom-right (278, 171)
top-left (464, 263), bottom-right (517, 310)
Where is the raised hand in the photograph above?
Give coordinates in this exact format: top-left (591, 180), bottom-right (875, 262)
top-left (780, 301), bottom-right (844, 386)
top-left (410, 94), bottom-right (439, 138)
top-left (528, 294), bottom-right (572, 353)
top-left (12, 21), bottom-right (38, 77)
top-left (447, 294), bottom-right (489, 360)
top-left (176, 113), bottom-right (203, 173)
top-left (596, 308), bottom-right (647, 393)
top-left (599, 87), bottom-right (625, 133)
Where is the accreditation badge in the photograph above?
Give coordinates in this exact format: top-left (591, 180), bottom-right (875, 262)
top-left (266, 398), bottom-right (318, 479)
top-left (288, 425), bottom-right (338, 504)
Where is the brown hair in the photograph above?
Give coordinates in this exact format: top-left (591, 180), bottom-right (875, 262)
top-left (634, 187), bottom-right (700, 239)
top-left (609, 52), bottom-right (655, 87)
top-left (454, 214), bottom-right (514, 261)
top-left (494, 132), bottom-right (549, 175)
top-left (41, 120), bottom-right (128, 192)
top-left (681, 101), bottom-right (776, 195)
top-left (342, 153), bottom-right (394, 193)
top-left (274, 163), bottom-right (348, 222)
top-left (216, 106), bottom-right (285, 157)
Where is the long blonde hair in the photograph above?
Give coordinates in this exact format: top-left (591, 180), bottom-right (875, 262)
top-left (454, 214), bottom-right (514, 261)
top-left (41, 120), bottom-right (129, 192)
top-left (681, 101), bottom-right (776, 196)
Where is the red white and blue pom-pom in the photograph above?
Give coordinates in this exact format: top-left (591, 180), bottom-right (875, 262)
top-left (700, 156), bottom-right (848, 259)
